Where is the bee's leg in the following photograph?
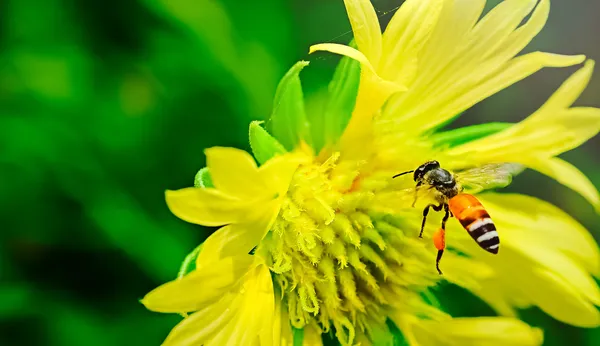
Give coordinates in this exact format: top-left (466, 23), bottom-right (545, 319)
top-left (433, 227), bottom-right (446, 275)
top-left (441, 203), bottom-right (450, 230)
top-left (419, 203), bottom-right (442, 238)
top-left (411, 181), bottom-right (423, 208)
top-left (436, 249), bottom-right (445, 275)
top-left (419, 205), bottom-right (430, 238)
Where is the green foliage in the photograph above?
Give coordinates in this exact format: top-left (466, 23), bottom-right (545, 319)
top-left (194, 167), bottom-right (214, 188)
top-left (0, 0), bottom-right (285, 344)
top-left (386, 319), bottom-right (410, 346)
top-left (293, 327), bottom-right (304, 346)
top-left (177, 244), bottom-right (204, 279)
top-left (249, 120), bottom-right (287, 164)
top-left (269, 61), bottom-right (312, 150)
top-left (315, 41), bottom-right (361, 152)
top-left (431, 122), bottom-right (512, 148)
top-left (369, 321), bottom-right (395, 346)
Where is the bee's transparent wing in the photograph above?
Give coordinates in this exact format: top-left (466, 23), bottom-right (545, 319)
top-left (455, 163), bottom-right (525, 194)
top-left (391, 183), bottom-right (438, 207)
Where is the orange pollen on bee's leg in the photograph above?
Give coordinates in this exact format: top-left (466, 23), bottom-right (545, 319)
top-left (433, 228), bottom-right (445, 251)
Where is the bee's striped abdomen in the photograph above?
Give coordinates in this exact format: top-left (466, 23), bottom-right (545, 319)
top-left (448, 193), bottom-right (499, 254)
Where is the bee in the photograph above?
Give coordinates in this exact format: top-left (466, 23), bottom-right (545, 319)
top-left (393, 160), bottom-right (523, 275)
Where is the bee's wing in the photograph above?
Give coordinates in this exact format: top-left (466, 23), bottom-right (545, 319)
top-left (392, 182), bottom-right (438, 206)
top-left (455, 163), bottom-right (525, 194)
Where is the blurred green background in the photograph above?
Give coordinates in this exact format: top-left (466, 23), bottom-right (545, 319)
top-left (1, 0), bottom-right (598, 345)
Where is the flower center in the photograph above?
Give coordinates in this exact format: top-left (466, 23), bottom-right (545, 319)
top-left (258, 154), bottom-right (440, 345)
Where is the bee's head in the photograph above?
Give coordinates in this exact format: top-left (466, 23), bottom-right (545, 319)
top-left (414, 160), bottom-right (440, 182)
top-left (392, 160), bottom-right (442, 181)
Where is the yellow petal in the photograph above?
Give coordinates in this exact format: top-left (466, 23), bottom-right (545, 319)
top-left (529, 157), bottom-right (600, 212)
top-left (470, 280), bottom-right (520, 319)
top-left (342, 0), bottom-right (382, 64)
top-left (162, 294), bottom-right (236, 346)
top-left (141, 254), bottom-right (252, 313)
top-left (380, 0), bottom-right (444, 85)
top-left (526, 249), bottom-right (600, 306)
top-left (309, 43), bottom-right (407, 94)
top-left (459, 193), bottom-right (600, 324)
top-left (527, 267), bottom-right (600, 327)
top-left (389, 313), bottom-right (424, 346)
top-left (379, 0), bottom-right (583, 137)
top-left (487, 227), bottom-right (600, 309)
top-left (165, 187), bottom-right (255, 226)
top-left (537, 107), bottom-right (600, 155)
top-left (193, 153), bottom-right (304, 265)
top-left (403, 52), bottom-right (586, 135)
top-left (457, 227), bottom-right (600, 327)
top-left (210, 262), bottom-right (275, 345)
top-left (196, 202), bottom-right (280, 266)
top-left (480, 193), bottom-right (600, 275)
top-left (416, 0), bottom-right (486, 82)
top-left (302, 324), bottom-right (323, 346)
top-left (445, 58), bottom-right (591, 158)
top-left (458, 0), bottom-right (537, 65)
top-left (441, 252), bottom-right (493, 291)
top-left (413, 317), bottom-right (543, 346)
top-left (309, 43), bottom-right (376, 75)
top-left (414, 0), bottom-right (539, 115)
top-left (267, 296), bottom-right (294, 346)
top-left (239, 263), bottom-right (275, 345)
top-left (259, 151), bottom-right (308, 197)
top-left (487, 0), bottom-right (549, 61)
top-left (205, 147), bottom-right (267, 199)
top-left (338, 71), bottom-right (406, 160)
top-left (310, 43), bottom-right (406, 159)
top-left (379, 0), bottom-right (486, 138)
top-left (539, 59), bottom-right (595, 112)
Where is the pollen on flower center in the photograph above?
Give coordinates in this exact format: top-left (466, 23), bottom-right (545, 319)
top-left (258, 153), bottom-right (439, 345)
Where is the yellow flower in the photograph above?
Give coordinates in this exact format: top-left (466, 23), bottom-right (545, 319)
top-left (143, 147), bottom-right (307, 345)
top-left (164, 147), bottom-right (306, 264)
top-left (311, 0), bottom-right (586, 161)
top-left (143, 0), bottom-right (600, 345)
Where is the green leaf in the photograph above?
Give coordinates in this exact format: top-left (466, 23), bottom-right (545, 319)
top-left (369, 321), bottom-right (395, 346)
top-left (386, 319), bottom-right (409, 346)
top-left (194, 167), bottom-right (214, 188)
top-left (322, 43), bottom-right (361, 148)
top-left (177, 243), bottom-right (204, 279)
top-left (308, 40), bottom-right (361, 153)
top-left (431, 122), bottom-right (512, 148)
top-left (175, 243), bottom-right (204, 318)
top-left (249, 120), bottom-right (287, 164)
top-left (293, 327), bottom-right (304, 346)
top-left (429, 112), bottom-right (464, 133)
top-left (269, 61), bottom-right (312, 151)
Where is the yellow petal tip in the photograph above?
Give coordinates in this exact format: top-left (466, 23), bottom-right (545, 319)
top-left (532, 327), bottom-right (544, 344)
top-left (309, 43), bottom-right (328, 55)
top-left (139, 296), bottom-right (157, 311)
top-left (537, 53), bottom-right (587, 67)
top-left (573, 55), bottom-right (587, 65)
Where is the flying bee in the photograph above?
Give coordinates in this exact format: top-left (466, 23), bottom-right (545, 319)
top-left (393, 160), bottom-right (524, 275)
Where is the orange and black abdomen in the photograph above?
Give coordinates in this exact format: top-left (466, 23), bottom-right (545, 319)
top-left (448, 193), bottom-right (499, 254)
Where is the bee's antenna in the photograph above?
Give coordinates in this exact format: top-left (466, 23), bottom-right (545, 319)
top-left (393, 170), bottom-right (414, 179)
